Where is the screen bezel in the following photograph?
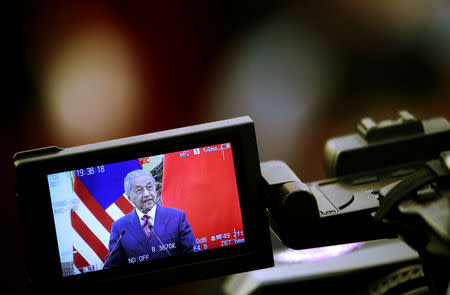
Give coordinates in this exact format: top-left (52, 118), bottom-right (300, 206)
top-left (14, 117), bottom-right (273, 293)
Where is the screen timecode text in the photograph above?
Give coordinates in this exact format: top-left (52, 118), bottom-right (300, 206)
top-left (75, 165), bottom-right (105, 177)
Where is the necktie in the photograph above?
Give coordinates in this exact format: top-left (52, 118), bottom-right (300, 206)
top-left (141, 215), bottom-right (152, 239)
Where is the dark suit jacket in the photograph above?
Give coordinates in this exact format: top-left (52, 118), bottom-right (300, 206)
top-left (104, 205), bottom-right (199, 268)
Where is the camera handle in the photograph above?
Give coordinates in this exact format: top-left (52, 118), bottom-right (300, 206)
top-left (261, 160), bottom-right (396, 250)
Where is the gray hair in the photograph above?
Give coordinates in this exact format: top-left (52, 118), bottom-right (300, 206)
top-left (124, 169), bottom-right (156, 195)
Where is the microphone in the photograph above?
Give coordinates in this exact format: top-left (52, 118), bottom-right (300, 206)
top-left (103, 230), bottom-right (126, 267)
top-left (149, 224), bottom-right (172, 257)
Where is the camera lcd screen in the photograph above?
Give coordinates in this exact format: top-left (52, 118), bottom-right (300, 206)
top-left (47, 142), bottom-right (245, 277)
top-left (15, 117), bottom-right (273, 292)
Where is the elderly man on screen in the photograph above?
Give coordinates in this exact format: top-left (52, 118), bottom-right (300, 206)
top-left (103, 169), bottom-right (199, 268)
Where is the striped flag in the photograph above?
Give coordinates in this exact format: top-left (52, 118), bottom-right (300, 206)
top-left (70, 175), bottom-right (136, 274)
top-left (50, 159), bottom-right (142, 276)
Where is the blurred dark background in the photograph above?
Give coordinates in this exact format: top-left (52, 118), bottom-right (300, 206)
top-left (3, 1), bottom-right (449, 294)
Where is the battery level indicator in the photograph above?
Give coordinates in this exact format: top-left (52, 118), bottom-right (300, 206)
top-left (220, 143), bottom-right (231, 150)
top-left (220, 143), bottom-right (231, 160)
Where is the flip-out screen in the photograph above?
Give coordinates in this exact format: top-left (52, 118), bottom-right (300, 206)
top-left (47, 142), bottom-right (244, 277)
top-left (15, 117), bottom-right (274, 293)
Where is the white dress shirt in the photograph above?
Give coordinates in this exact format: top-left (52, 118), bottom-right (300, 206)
top-left (135, 204), bottom-right (157, 228)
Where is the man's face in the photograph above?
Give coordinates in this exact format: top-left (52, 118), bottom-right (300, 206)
top-left (128, 174), bottom-right (157, 214)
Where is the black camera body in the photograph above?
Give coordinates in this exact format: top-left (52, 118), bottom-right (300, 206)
top-left (261, 111), bottom-right (450, 294)
top-left (263, 111), bottom-right (450, 250)
top-left (14, 111), bottom-right (450, 294)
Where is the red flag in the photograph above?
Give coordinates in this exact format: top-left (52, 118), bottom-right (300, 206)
top-left (162, 144), bottom-right (245, 250)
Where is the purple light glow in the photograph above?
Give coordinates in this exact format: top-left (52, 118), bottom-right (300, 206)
top-left (274, 242), bottom-right (364, 263)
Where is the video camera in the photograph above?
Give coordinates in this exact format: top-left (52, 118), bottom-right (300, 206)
top-left (261, 110), bottom-right (450, 294)
top-left (14, 111), bottom-right (450, 294)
